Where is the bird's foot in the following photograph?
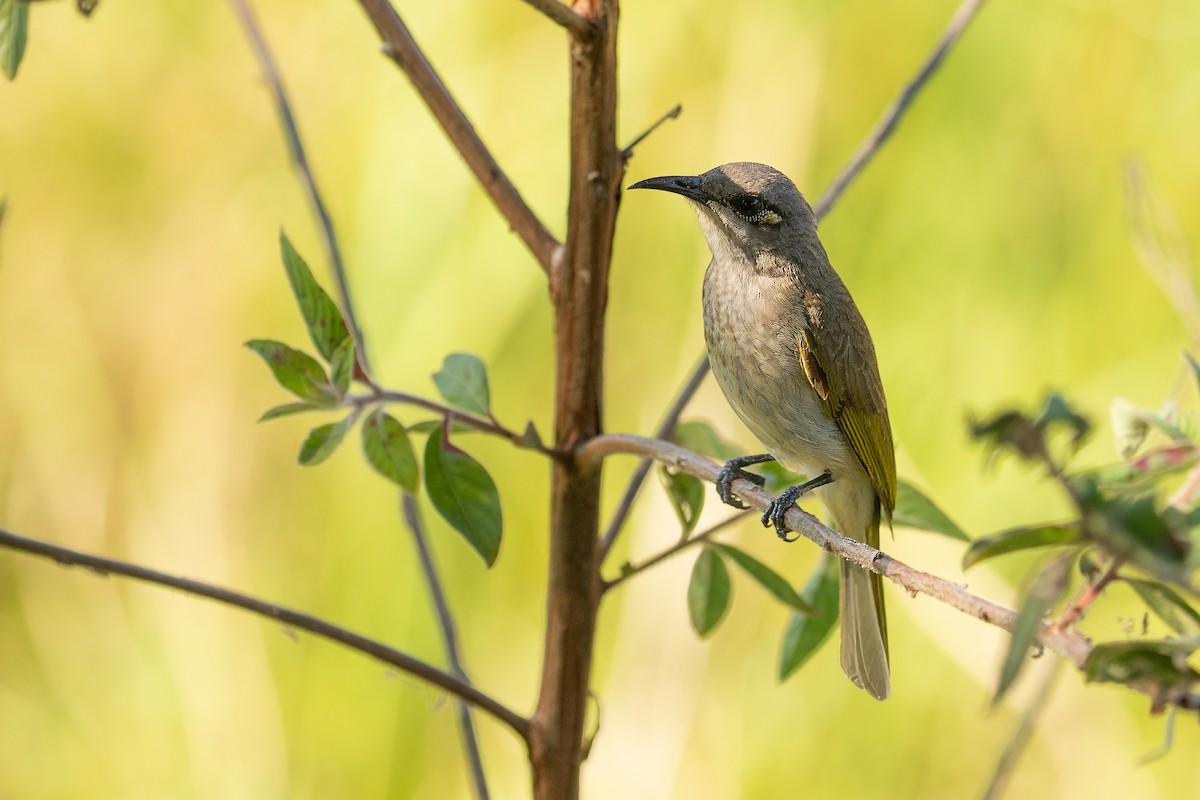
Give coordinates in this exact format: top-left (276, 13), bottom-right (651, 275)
top-left (762, 471), bottom-right (835, 541)
top-left (714, 454), bottom-right (774, 509)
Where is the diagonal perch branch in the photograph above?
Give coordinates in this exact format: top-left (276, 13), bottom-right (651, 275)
top-left (578, 433), bottom-right (1094, 664)
top-left (354, 0), bottom-right (562, 275)
top-left (0, 526), bottom-right (531, 742)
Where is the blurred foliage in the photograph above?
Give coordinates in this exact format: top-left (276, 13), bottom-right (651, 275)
top-left (3, 1), bottom-right (1200, 798)
top-left (967, 383), bottom-right (1200, 714)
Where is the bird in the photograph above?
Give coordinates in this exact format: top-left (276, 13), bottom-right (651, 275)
top-left (629, 162), bottom-right (896, 699)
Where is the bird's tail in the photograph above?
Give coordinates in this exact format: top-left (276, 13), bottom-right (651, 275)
top-left (839, 502), bottom-right (890, 700)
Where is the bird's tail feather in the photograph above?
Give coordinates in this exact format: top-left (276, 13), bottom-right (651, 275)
top-left (839, 505), bottom-right (890, 700)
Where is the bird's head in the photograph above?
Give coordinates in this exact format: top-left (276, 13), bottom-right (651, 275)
top-left (629, 162), bottom-right (817, 262)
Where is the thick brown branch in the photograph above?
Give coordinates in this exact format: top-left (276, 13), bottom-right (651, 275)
top-left (531, 1), bottom-right (622, 797)
top-left (0, 527), bottom-right (531, 741)
top-left (519, 0), bottom-right (593, 35)
top-left (354, 0), bottom-right (561, 274)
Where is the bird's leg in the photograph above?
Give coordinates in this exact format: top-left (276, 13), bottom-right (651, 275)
top-left (715, 453), bottom-right (774, 509)
top-left (763, 471), bottom-right (834, 541)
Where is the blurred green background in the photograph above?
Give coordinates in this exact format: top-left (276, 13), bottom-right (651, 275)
top-left (2, 0), bottom-right (1200, 797)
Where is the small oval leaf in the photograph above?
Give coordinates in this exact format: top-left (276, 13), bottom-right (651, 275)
top-left (659, 465), bottom-right (704, 534)
top-left (672, 420), bottom-right (741, 462)
top-left (962, 524), bottom-right (1082, 570)
top-left (432, 353), bottom-right (491, 415)
top-left (779, 556), bottom-right (840, 680)
top-left (246, 339), bottom-right (336, 405)
top-left (329, 337), bottom-right (356, 395)
top-left (712, 543), bottom-right (816, 615)
top-left (298, 415), bottom-right (355, 466)
top-left (1, 0), bottom-right (29, 81)
top-left (280, 233), bottom-right (351, 362)
top-left (688, 547), bottom-right (731, 637)
top-left (894, 481), bottom-right (968, 541)
top-left (259, 402), bottom-right (321, 422)
top-left (362, 410), bottom-right (418, 491)
top-left (424, 428), bottom-right (502, 566)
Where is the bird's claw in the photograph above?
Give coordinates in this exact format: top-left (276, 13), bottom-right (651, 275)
top-left (715, 461), bottom-right (767, 509)
top-left (760, 472), bottom-right (835, 543)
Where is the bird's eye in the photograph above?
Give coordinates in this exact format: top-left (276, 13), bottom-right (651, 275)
top-left (728, 194), bottom-right (780, 225)
top-left (733, 195), bottom-right (764, 217)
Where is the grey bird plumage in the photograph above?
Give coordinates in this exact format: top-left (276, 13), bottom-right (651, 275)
top-left (630, 162), bottom-right (896, 699)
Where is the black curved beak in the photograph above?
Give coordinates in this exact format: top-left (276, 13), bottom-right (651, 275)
top-left (627, 174), bottom-right (709, 202)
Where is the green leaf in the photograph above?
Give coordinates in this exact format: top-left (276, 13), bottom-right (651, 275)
top-left (779, 556), bottom-right (840, 680)
top-left (757, 459), bottom-right (806, 494)
top-left (407, 418), bottom-right (477, 435)
top-left (259, 402), bottom-right (321, 422)
top-left (659, 464), bottom-right (704, 534)
top-left (279, 233), bottom-right (351, 362)
top-left (894, 481), bottom-right (968, 541)
top-left (1, 0), bottom-right (29, 80)
top-left (1126, 579), bottom-right (1200, 636)
top-left (1037, 393), bottom-right (1091, 453)
top-left (962, 524), bottom-right (1081, 570)
top-left (362, 410), bottom-right (418, 492)
top-left (960, 522), bottom-right (1084, 573)
top-left (1084, 639), bottom-right (1200, 694)
top-left (329, 336), bottom-right (355, 395)
top-left (432, 353), bottom-right (491, 415)
top-left (298, 415), bottom-right (355, 466)
top-left (688, 546), bottom-right (731, 637)
top-left (995, 553), bottom-right (1073, 705)
top-left (672, 420), bottom-right (741, 462)
top-left (712, 543), bottom-right (816, 614)
top-left (245, 339), bottom-right (337, 405)
top-left (424, 428), bottom-right (502, 566)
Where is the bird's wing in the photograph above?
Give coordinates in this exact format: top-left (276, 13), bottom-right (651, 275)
top-left (798, 321), bottom-right (896, 521)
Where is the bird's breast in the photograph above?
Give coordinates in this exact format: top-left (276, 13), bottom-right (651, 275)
top-left (701, 263), bottom-right (858, 478)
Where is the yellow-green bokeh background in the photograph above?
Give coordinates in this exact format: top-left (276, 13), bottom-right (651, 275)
top-left (3, 0), bottom-right (1200, 797)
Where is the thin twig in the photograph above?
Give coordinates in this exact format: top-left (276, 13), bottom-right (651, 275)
top-left (518, 0), bottom-right (592, 36)
top-left (1051, 555), bottom-right (1125, 633)
top-left (598, 354), bottom-right (710, 559)
top-left (601, 511), bottom-right (749, 593)
top-left (352, 390), bottom-right (562, 457)
top-left (402, 494), bottom-right (489, 800)
top-left (600, 0), bottom-right (991, 557)
top-left (813, 0), bottom-right (991, 219)
top-left (620, 103), bottom-right (682, 161)
top-left (229, 0), bottom-right (372, 376)
top-left (354, 0), bottom-right (562, 275)
top-left (0, 526), bottom-right (531, 741)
